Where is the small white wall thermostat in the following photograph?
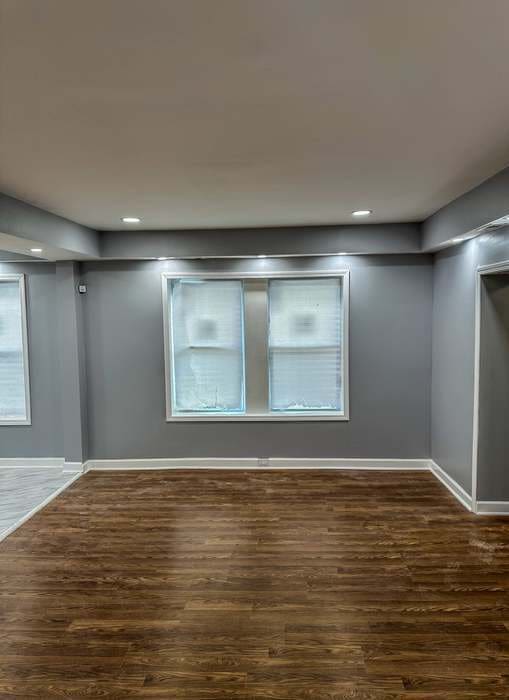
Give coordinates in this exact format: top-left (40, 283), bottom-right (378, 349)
top-left (78, 284), bottom-right (87, 294)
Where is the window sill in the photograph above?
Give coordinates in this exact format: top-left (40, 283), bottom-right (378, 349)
top-left (166, 412), bottom-right (349, 422)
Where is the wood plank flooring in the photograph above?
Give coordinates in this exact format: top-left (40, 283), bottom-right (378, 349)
top-left (1, 469), bottom-right (509, 698)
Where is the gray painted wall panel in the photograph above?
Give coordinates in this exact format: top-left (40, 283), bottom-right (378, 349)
top-left (55, 262), bottom-right (89, 463)
top-left (431, 227), bottom-right (509, 495)
top-left (431, 248), bottom-right (476, 491)
top-left (0, 193), bottom-right (99, 258)
top-left (422, 166), bottom-right (509, 251)
top-left (0, 263), bottom-right (59, 457)
top-left (100, 224), bottom-right (421, 259)
top-left (82, 256), bottom-right (432, 460)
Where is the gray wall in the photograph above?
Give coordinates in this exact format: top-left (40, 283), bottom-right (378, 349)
top-left (7, 235), bottom-right (509, 481)
top-left (431, 226), bottom-right (509, 494)
top-left (0, 262), bottom-right (90, 462)
top-left (101, 223), bottom-right (421, 258)
top-left (431, 248), bottom-right (476, 491)
top-left (0, 192), bottom-right (99, 258)
top-left (422, 165), bottom-right (509, 251)
top-left (82, 255), bottom-right (432, 460)
top-left (0, 262), bottom-right (60, 457)
top-left (477, 275), bottom-right (509, 501)
top-left (55, 263), bottom-right (89, 463)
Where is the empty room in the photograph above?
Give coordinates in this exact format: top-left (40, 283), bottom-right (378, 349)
top-left (1, 1), bottom-right (509, 697)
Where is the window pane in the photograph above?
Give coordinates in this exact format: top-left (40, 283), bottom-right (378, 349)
top-left (170, 279), bottom-right (245, 414)
top-left (268, 278), bottom-right (343, 412)
top-left (0, 280), bottom-right (28, 421)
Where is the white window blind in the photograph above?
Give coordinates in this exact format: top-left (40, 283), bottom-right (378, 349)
top-left (169, 279), bottom-right (245, 414)
top-left (0, 277), bottom-right (30, 423)
top-left (268, 277), bottom-right (343, 412)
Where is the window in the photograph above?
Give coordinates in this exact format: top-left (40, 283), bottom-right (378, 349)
top-left (0, 275), bottom-right (31, 425)
top-left (163, 272), bottom-right (348, 421)
top-left (268, 278), bottom-right (344, 413)
top-left (169, 279), bottom-right (245, 416)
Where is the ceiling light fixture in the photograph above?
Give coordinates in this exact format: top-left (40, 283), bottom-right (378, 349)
top-left (352, 210), bottom-right (372, 217)
top-left (257, 254), bottom-right (267, 258)
top-left (157, 257), bottom-right (168, 261)
top-left (30, 248), bottom-right (43, 253)
top-left (121, 216), bottom-right (141, 224)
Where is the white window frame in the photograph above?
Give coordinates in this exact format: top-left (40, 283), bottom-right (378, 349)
top-left (0, 274), bottom-right (31, 426)
top-left (162, 270), bottom-right (349, 422)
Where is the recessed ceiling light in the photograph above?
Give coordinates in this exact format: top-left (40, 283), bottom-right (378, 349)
top-left (352, 210), bottom-right (372, 217)
top-left (30, 248), bottom-right (43, 253)
top-left (121, 216), bottom-right (141, 224)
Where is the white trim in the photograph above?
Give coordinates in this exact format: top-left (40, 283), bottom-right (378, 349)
top-left (161, 271), bottom-right (350, 422)
top-left (161, 269), bottom-right (353, 280)
top-left (85, 457), bottom-right (430, 471)
top-left (161, 272), bottom-right (172, 422)
top-left (63, 462), bottom-right (84, 473)
top-left (0, 274), bottom-right (32, 425)
top-left (163, 413), bottom-right (350, 422)
top-left (429, 460), bottom-right (474, 512)
top-left (261, 458), bottom-right (426, 470)
top-left (472, 267), bottom-right (482, 508)
top-left (0, 459), bottom-right (83, 472)
top-left (0, 457), bottom-right (65, 468)
top-left (476, 501), bottom-right (509, 515)
top-left (0, 471), bottom-right (81, 543)
top-left (342, 272), bottom-right (350, 421)
top-left (477, 258), bottom-right (509, 275)
top-left (472, 258), bottom-right (509, 513)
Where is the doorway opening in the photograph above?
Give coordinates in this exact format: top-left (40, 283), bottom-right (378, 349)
top-left (473, 262), bottom-right (509, 512)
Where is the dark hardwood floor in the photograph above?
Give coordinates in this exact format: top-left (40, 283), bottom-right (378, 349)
top-left (1, 469), bottom-right (509, 699)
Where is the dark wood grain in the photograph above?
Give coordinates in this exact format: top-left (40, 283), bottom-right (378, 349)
top-left (1, 469), bottom-right (509, 698)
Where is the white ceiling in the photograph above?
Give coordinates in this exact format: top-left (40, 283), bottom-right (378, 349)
top-left (2, 0), bottom-right (509, 231)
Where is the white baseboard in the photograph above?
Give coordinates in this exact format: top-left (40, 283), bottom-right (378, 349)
top-left (84, 457), bottom-right (430, 471)
top-left (476, 501), bottom-right (509, 515)
top-left (63, 462), bottom-right (84, 473)
top-left (0, 458), bottom-right (65, 469)
top-left (0, 471), bottom-right (82, 543)
top-left (0, 458), bottom-right (83, 473)
top-left (429, 460), bottom-right (474, 512)
top-left (259, 458), bottom-right (429, 470)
